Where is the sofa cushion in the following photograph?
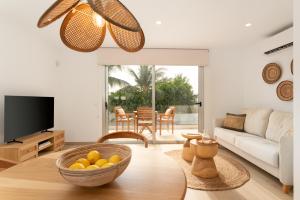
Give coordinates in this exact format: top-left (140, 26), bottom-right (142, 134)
top-left (223, 113), bottom-right (246, 132)
top-left (214, 127), bottom-right (245, 145)
top-left (265, 111), bottom-right (293, 142)
top-left (235, 135), bottom-right (279, 167)
top-left (243, 108), bottom-right (273, 137)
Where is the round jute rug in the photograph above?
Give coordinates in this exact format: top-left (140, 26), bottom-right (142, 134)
top-left (165, 150), bottom-right (250, 191)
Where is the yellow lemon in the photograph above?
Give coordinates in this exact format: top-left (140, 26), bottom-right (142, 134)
top-left (85, 165), bottom-right (100, 170)
top-left (87, 150), bottom-right (101, 164)
top-left (76, 158), bottom-right (90, 168)
top-left (101, 162), bottom-right (114, 169)
top-left (109, 154), bottom-right (121, 164)
top-left (69, 163), bottom-right (85, 170)
top-left (95, 159), bottom-right (108, 167)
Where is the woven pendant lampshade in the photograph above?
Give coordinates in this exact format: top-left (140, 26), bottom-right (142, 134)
top-left (37, 0), bottom-right (145, 53)
top-left (108, 22), bottom-right (145, 52)
top-left (87, 0), bottom-right (141, 32)
top-left (38, 0), bottom-right (80, 28)
top-left (60, 3), bottom-right (106, 52)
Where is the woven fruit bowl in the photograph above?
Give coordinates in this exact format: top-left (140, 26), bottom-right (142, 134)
top-left (56, 143), bottom-right (131, 187)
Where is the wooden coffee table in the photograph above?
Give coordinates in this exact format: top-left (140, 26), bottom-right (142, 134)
top-left (181, 133), bottom-right (202, 162)
top-left (190, 139), bottom-right (219, 178)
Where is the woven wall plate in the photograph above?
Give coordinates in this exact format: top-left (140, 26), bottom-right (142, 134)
top-left (108, 23), bottom-right (145, 52)
top-left (277, 80), bottom-right (293, 101)
top-left (60, 3), bottom-right (106, 52)
top-left (88, 0), bottom-right (141, 32)
top-left (37, 0), bottom-right (80, 28)
top-left (291, 59), bottom-right (293, 75)
top-left (262, 63), bottom-right (282, 84)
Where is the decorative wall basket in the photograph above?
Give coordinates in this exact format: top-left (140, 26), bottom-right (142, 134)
top-left (38, 0), bottom-right (80, 28)
top-left (277, 80), bottom-right (293, 101)
top-left (262, 63), bottom-right (282, 84)
top-left (291, 60), bottom-right (293, 75)
top-left (108, 22), bottom-right (145, 52)
top-left (60, 3), bottom-right (107, 52)
top-left (88, 0), bottom-right (141, 32)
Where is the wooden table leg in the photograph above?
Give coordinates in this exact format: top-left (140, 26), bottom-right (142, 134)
top-left (191, 156), bottom-right (218, 178)
top-left (182, 139), bottom-right (194, 162)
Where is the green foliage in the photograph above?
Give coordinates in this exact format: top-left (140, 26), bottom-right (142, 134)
top-left (108, 74), bottom-right (196, 113)
top-left (155, 75), bottom-right (196, 111)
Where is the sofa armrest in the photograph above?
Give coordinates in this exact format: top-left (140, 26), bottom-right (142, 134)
top-left (279, 135), bottom-right (293, 186)
top-left (214, 118), bottom-right (224, 128)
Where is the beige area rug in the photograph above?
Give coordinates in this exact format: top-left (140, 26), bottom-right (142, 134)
top-left (165, 150), bottom-right (250, 191)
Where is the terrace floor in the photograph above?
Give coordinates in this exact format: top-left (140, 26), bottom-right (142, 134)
top-left (108, 124), bottom-right (199, 143)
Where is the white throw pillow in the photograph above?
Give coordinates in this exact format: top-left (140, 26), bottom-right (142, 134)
top-left (243, 108), bottom-right (273, 137)
top-left (265, 111), bottom-right (293, 142)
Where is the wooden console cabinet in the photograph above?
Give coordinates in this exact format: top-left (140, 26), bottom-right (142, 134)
top-left (0, 130), bottom-right (64, 163)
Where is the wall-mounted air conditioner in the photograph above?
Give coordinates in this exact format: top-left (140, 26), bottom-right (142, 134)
top-left (263, 27), bottom-right (293, 55)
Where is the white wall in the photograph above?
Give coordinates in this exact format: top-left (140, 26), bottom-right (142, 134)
top-left (0, 18), bottom-right (57, 143)
top-left (293, 0), bottom-right (299, 198)
top-left (53, 49), bottom-right (104, 142)
top-left (242, 33), bottom-right (293, 112)
top-left (204, 48), bottom-right (245, 134)
top-left (204, 29), bottom-right (293, 134)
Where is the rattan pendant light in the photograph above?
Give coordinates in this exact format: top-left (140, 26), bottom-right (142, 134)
top-left (37, 0), bottom-right (145, 52)
top-left (38, 0), bottom-right (80, 28)
top-left (108, 22), bottom-right (145, 52)
top-left (60, 3), bottom-right (106, 52)
top-left (87, 0), bottom-right (141, 32)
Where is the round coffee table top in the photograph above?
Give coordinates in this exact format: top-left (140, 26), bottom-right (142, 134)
top-left (0, 145), bottom-right (187, 200)
top-left (190, 139), bottom-right (218, 158)
top-left (181, 133), bottom-right (202, 140)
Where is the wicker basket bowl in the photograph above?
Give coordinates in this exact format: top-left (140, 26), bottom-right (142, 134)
top-left (56, 143), bottom-right (131, 187)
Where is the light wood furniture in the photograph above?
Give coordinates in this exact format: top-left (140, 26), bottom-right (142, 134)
top-left (0, 130), bottom-right (64, 163)
top-left (190, 139), bottom-right (218, 178)
top-left (0, 158), bottom-right (16, 171)
top-left (181, 133), bottom-right (202, 162)
top-left (114, 106), bottom-right (135, 132)
top-left (135, 107), bottom-right (157, 134)
top-left (98, 131), bottom-right (149, 148)
top-left (0, 145), bottom-right (187, 200)
top-left (158, 106), bottom-right (176, 135)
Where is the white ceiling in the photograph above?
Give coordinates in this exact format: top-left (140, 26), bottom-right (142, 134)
top-left (1, 0), bottom-right (293, 49)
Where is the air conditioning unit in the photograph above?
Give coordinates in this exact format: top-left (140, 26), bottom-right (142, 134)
top-left (263, 27), bottom-right (293, 55)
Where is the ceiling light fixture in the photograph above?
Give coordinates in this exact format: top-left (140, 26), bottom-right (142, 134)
top-left (37, 0), bottom-right (145, 52)
top-left (245, 23), bottom-right (252, 27)
top-left (156, 20), bottom-right (162, 25)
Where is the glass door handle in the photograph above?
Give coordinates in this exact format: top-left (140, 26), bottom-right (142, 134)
top-left (195, 102), bottom-right (202, 107)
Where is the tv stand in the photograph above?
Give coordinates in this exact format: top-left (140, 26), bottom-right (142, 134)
top-left (0, 130), bottom-right (64, 163)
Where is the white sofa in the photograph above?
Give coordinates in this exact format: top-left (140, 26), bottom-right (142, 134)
top-left (214, 108), bottom-right (293, 192)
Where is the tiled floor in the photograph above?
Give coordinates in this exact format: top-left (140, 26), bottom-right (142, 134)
top-left (64, 143), bottom-right (293, 200)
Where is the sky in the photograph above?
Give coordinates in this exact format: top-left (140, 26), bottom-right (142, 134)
top-left (109, 65), bottom-right (199, 94)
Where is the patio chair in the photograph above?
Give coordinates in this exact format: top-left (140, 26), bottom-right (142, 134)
top-left (114, 106), bottom-right (135, 132)
top-left (158, 106), bottom-right (176, 135)
top-left (97, 131), bottom-right (148, 148)
top-left (136, 107), bottom-right (157, 134)
top-left (0, 158), bottom-right (16, 171)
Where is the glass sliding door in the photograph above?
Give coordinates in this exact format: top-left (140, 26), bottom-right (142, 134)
top-left (155, 66), bottom-right (203, 142)
top-left (106, 65), bottom-right (153, 135)
top-left (104, 65), bottom-right (204, 143)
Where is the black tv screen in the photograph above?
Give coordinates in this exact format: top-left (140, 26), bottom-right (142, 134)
top-left (4, 96), bottom-right (54, 142)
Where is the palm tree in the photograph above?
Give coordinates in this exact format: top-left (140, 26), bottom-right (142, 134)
top-left (128, 65), bottom-right (165, 93)
top-left (106, 65), bottom-right (129, 87)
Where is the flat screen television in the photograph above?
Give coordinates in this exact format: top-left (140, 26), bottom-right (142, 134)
top-left (4, 96), bottom-right (54, 143)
